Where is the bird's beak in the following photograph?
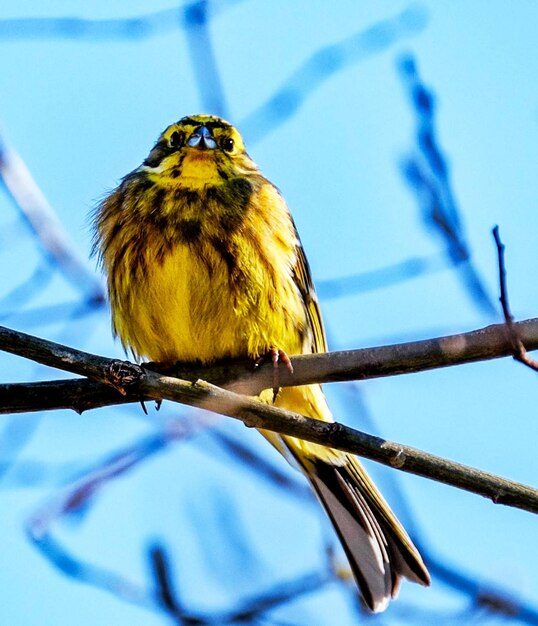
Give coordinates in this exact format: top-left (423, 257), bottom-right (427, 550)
top-left (187, 125), bottom-right (217, 150)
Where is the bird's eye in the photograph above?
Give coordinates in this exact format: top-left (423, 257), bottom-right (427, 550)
top-left (222, 137), bottom-right (234, 152)
top-left (169, 131), bottom-right (183, 149)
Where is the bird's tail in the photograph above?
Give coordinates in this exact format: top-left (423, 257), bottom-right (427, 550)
top-left (261, 384), bottom-right (430, 613)
top-left (306, 455), bottom-right (430, 612)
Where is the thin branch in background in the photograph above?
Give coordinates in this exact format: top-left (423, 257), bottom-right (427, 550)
top-left (27, 417), bottom-right (214, 537)
top-left (0, 262), bottom-right (53, 318)
top-left (203, 428), bottom-right (313, 501)
top-left (423, 548), bottom-right (538, 625)
top-left (219, 570), bottom-right (331, 624)
top-left (184, 0), bottom-right (228, 118)
top-left (150, 545), bottom-right (192, 625)
top-left (493, 225), bottom-right (538, 372)
top-left (398, 54), bottom-right (496, 317)
top-left (26, 422), bottom-right (333, 625)
top-left (149, 542), bottom-right (332, 626)
top-left (240, 6), bottom-right (428, 145)
top-left (1, 299), bottom-right (104, 328)
top-left (31, 533), bottom-right (151, 607)
top-left (0, 137), bottom-right (105, 302)
top-left (0, 2), bottom-right (240, 41)
top-left (317, 253), bottom-right (448, 300)
top-left (24, 418), bottom-right (216, 610)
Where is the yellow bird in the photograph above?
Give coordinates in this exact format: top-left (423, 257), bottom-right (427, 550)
top-left (93, 114), bottom-right (430, 611)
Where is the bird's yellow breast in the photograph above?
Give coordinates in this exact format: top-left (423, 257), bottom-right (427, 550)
top-left (107, 181), bottom-right (310, 365)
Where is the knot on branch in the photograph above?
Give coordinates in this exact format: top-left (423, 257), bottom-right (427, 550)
top-left (389, 448), bottom-right (407, 468)
top-left (105, 360), bottom-right (144, 396)
top-left (491, 491), bottom-right (507, 505)
top-left (325, 422), bottom-right (344, 443)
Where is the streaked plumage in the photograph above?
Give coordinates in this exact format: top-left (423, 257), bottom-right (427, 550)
top-left (93, 114), bottom-right (430, 611)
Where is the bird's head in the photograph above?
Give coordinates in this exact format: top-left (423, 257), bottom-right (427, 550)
top-left (140, 114), bottom-right (257, 186)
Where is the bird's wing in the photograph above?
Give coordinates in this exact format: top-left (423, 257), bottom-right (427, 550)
top-left (291, 226), bottom-right (328, 355)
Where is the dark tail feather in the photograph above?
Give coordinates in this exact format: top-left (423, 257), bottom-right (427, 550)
top-left (308, 458), bottom-right (430, 612)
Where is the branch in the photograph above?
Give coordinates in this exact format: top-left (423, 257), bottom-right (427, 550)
top-left (2, 318), bottom-right (538, 413)
top-left (493, 226), bottom-right (538, 372)
top-left (1, 325), bottom-right (538, 515)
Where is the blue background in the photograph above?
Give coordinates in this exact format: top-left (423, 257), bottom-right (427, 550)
top-left (1, 2), bottom-right (537, 624)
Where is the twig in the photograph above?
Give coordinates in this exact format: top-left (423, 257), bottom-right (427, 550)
top-left (493, 226), bottom-right (538, 372)
top-left (398, 55), bottom-right (497, 317)
top-left (149, 545), bottom-right (194, 625)
top-left (1, 325), bottom-right (538, 514)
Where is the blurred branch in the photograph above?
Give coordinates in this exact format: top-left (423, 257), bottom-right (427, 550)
top-left (424, 547), bottom-right (538, 625)
top-left (150, 545), bottom-right (189, 625)
top-left (0, 1), bottom-right (238, 41)
top-left (316, 253), bottom-right (448, 300)
top-left (149, 542), bottom-right (331, 625)
top-left (241, 6), bottom-right (428, 144)
top-left (1, 325), bottom-right (538, 514)
top-left (493, 226), bottom-right (538, 372)
top-left (27, 425), bottom-right (207, 538)
top-left (30, 533), bottom-right (151, 606)
top-left (398, 54), bottom-right (497, 317)
top-left (25, 420), bottom-right (215, 612)
top-left (185, 0), bottom-right (227, 117)
top-left (2, 318), bottom-right (538, 413)
top-left (0, 138), bottom-right (105, 302)
top-left (204, 429), bottom-right (313, 500)
top-left (0, 299), bottom-right (103, 328)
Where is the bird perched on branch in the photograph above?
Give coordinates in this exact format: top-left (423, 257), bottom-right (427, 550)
top-left (93, 114), bottom-right (430, 611)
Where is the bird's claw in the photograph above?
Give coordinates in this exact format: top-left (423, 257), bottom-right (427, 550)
top-left (268, 347), bottom-right (294, 402)
top-left (106, 360), bottom-right (143, 395)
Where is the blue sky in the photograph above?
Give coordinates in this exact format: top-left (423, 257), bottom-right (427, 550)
top-left (1, 2), bottom-right (538, 625)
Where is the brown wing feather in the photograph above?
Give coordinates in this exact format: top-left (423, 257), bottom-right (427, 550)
top-left (291, 225), bottom-right (328, 355)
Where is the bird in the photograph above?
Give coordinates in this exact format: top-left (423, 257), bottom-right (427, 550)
top-left (92, 114), bottom-right (430, 612)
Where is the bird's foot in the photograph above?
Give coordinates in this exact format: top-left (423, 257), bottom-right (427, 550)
top-left (105, 360), bottom-right (144, 396)
top-left (256, 347), bottom-right (294, 402)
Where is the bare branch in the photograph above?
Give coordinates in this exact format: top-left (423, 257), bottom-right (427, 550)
top-left (493, 226), bottom-right (538, 372)
top-left (1, 325), bottom-right (538, 514)
top-left (2, 318), bottom-right (538, 414)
